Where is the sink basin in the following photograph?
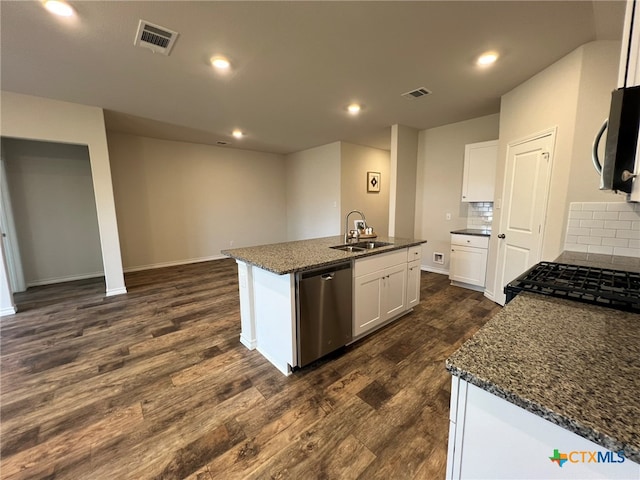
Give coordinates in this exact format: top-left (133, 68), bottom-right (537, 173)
top-left (351, 241), bottom-right (393, 249)
top-left (330, 245), bottom-right (366, 252)
top-left (330, 241), bottom-right (393, 252)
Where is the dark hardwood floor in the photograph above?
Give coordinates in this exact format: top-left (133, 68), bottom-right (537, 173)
top-left (0, 259), bottom-right (501, 479)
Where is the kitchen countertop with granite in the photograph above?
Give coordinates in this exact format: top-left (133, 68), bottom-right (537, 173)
top-left (221, 235), bottom-right (426, 274)
top-left (446, 293), bottom-right (640, 463)
top-left (450, 228), bottom-right (491, 237)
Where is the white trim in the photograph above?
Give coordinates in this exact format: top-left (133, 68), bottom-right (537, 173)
top-left (105, 287), bottom-right (128, 297)
top-left (450, 280), bottom-right (485, 293)
top-left (122, 254), bottom-right (227, 273)
top-left (483, 289), bottom-right (496, 303)
top-left (26, 271), bottom-right (105, 287)
top-left (0, 306), bottom-right (17, 316)
top-left (239, 334), bottom-right (257, 350)
top-left (421, 265), bottom-right (449, 276)
top-left (1, 154), bottom-right (26, 292)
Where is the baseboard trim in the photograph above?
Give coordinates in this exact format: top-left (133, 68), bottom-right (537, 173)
top-left (450, 280), bottom-right (485, 293)
top-left (421, 265), bottom-right (449, 276)
top-left (123, 255), bottom-right (228, 273)
top-left (1, 306), bottom-right (17, 317)
top-left (106, 287), bottom-right (128, 297)
top-left (26, 271), bottom-right (105, 288)
top-left (240, 334), bottom-right (257, 350)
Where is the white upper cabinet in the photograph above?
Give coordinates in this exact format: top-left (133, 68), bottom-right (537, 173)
top-left (461, 140), bottom-right (498, 202)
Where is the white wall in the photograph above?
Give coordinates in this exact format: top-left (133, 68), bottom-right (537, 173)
top-left (340, 142), bottom-right (390, 236)
top-left (0, 91), bottom-right (126, 296)
top-left (486, 41), bottom-right (622, 296)
top-left (107, 132), bottom-right (287, 270)
top-left (389, 124), bottom-right (418, 238)
top-left (285, 142), bottom-right (341, 240)
top-left (415, 114), bottom-right (500, 274)
top-left (568, 41), bottom-right (625, 204)
top-left (3, 139), bottom-right (103, 285)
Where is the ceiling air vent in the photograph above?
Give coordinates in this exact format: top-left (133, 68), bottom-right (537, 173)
top-left (134, 20), bottom-right (179, 56)
top-left (401, 87), bottom-right (432, 99)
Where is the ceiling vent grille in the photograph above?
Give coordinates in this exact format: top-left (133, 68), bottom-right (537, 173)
top-left (401, 87), bottom-right (432, 99)
top-left (134, 20), bottom-right (179, 55)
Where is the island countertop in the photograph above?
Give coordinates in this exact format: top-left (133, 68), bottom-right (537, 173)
top-left (221, 235), bottom-right (427, 275)
top-left (446, 293), bottom-right (640, 463)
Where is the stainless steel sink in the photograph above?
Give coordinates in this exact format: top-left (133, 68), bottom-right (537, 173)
top-left (351, 241), bottom-right (393, 249)
top-left (330, 245), bottom-right (366, 252)
top-left (330, 241), bottom-right (393, 252)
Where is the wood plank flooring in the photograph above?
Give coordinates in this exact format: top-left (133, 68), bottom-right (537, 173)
top-left (1, 259), bottom-right (501, 479)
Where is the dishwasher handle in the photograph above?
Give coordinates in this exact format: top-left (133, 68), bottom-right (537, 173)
top-left (321, 273), bottom-right (334, 281)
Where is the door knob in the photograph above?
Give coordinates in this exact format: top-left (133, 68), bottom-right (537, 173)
top-left (497, 234), bottom-right (506, 239)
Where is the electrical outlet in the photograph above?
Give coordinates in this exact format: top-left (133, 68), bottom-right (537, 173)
top-left (230, 240), bottom-right (234, 247)
top-left (446, 213), bottom-right (452, 220)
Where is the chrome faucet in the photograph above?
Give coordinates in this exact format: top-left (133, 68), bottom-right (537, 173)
top-left (344, 210), bottom-right (366, 243)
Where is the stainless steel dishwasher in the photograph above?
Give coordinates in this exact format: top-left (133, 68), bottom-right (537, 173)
top-left (296, 262), bottom-right (352, 367)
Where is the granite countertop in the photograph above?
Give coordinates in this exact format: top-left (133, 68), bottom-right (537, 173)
top-left (446, 293), bottom-right (640, 463)
top-left (221, 235), bottom-right (426, 274)
top-left (450, 228), bottom-right (491, 237)
top-left (555, 250), bottom-right (640, 274)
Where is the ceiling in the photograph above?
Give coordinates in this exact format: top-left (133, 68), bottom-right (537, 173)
top-left (0, 1), bottom-right (626, 154)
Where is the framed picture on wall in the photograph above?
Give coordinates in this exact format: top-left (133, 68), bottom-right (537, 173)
top-left (367, 171), bottom-right (381, 192)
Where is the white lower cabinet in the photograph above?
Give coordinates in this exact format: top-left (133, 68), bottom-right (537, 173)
top-left (446, 377), bottom-right (640, 479)
top-left (449, 234), bottom-right (489, 289)
top-left (353, 249), bottom-right (408, 338)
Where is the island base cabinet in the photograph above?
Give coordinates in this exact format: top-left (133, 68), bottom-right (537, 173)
top-left (353, 250), bottom-right (408, 338)
top-left (446, 377), bottom-right (640, 479)
top-left (236, 262), bottom-right (296, 376)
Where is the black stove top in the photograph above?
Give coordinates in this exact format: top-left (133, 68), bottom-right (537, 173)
top-left (505, 261), bottom-right (640, 313)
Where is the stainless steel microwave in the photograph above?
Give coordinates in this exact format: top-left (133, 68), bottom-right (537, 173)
top-left (592, 85), bottom-right (640, 194)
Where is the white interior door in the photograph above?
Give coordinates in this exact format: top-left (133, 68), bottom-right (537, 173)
top-left (494, 131), bottom-right (555, 305)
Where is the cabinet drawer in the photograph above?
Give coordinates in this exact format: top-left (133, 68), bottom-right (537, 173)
top-left (451, 234), bottom-right (489, 249)
top-left (354, 249), bottom-right (407, 277)
top-left (407, 245), bottom-right (422, 261)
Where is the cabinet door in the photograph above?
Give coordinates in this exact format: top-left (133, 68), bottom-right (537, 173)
top-left (383, 263), bottom-right (407, 319)
top-left (450, 245), bottom-right (487, 287)
top-left (353, 271), bottom-right (383, 337)
top-left (406, 259), bottom-right (421, 309)
top-left (462, 140), bottom-right (498, 202)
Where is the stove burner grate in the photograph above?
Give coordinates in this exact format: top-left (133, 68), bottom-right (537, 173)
top-left (505, 262), bottom-right (640, 313)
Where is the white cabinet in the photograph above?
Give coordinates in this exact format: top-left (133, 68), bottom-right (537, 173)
top-left (449, 234), bottom-right (489, 290)
top-left (353, 249), bottom-right (408, 338)
top-left (462, 140), bottom-right (498, 202)
top-left (446, 377), bottom-right (640, 479)
top-left (406, 245), bottom-right (422, 309)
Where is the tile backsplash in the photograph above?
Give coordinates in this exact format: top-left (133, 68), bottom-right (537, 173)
top-left (564, 202), bottom-right (640, 257)
top-left (467, 202), bottom-right (493, 230)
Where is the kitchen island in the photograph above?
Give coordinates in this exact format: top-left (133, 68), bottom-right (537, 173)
top-left (445, 292), bottom-right (640, 479)
top-left (222, 235), bottom-right (426, 375)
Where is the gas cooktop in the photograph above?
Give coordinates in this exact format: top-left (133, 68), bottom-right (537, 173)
top-left (505, 261), bottom-right (640, 313)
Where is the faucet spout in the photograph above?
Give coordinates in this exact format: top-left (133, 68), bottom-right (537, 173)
top-left (344, 210), bottom-right (367, 243)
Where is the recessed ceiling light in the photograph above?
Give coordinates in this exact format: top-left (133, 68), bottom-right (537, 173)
top-left (43, 0), bottom-right (75, 17)
top-left (347, 103), bottom-right (361, 115)
top-left (211, 56), bottom-right (231, 70)
top-left (232, 129), bottom-right (243, 139)
top-left (477, 51), bottom-right (499, 66)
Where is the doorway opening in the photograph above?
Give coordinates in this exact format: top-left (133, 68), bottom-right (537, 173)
top-left (1, 137), bottom-right (104, 308)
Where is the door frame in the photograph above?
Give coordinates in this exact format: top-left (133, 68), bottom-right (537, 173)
top-left (492, 127), bottom-right (557, 305)
top-left (0, 153), bottom-right (26, 293)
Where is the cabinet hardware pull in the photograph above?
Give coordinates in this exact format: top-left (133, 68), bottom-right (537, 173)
top-left (497, 234), bottom-right (506, 239)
